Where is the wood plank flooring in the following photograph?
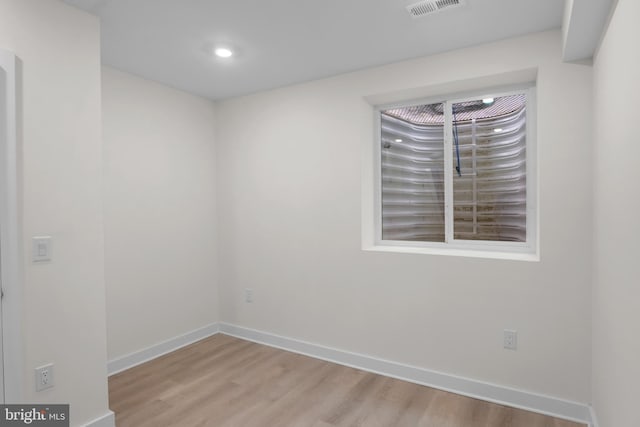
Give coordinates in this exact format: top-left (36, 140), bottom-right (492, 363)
top-left (109, 334), bottom-right (585, 427)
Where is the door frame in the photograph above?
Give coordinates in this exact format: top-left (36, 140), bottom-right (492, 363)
top-left (0, 48), bottom-right (24, 403)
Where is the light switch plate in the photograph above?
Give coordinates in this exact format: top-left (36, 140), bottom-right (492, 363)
top-left (504, 329), bottom-right (518, 350)
top-left (32, 236), bottom-right (52, 263)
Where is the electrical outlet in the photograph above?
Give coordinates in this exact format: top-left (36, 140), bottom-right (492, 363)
top-left (35, 363), bottom-right (54, 391)
top-left (503, 329), bottom-right (518, 350)
top-left (244, 288), bottom-right (253, 303)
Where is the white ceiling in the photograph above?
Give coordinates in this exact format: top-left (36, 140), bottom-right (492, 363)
top-left (64, 0), bottom-right (565, 100)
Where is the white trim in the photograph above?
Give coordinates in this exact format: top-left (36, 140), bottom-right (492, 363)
top-left (364, 75), bottom-right (540, 261)
top-left (107, 323), bottom-right (219, 375)
top-left (372, 111), bottom-right (383, 245)
top-left (106, 322), bottom-right (593, 424)
top-left (363, 244), bottom-right (539, 261)
top-left (81, 410), bottom-right (115, 427)
top-left (444, 99), bottom-right (454, 243)
top-left (0, 49), bottom-right (24, 403)
top-left (363, 69), bottom-right (538, 107)
top-left (219, 322), bottom-right (592, 425)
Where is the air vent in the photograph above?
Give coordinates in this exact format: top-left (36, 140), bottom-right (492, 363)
top-left (406, 0), bottom-right (465, 18)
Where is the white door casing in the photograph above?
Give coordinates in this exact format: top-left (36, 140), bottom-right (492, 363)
top-left (0, 48), bottom-right (23, 403)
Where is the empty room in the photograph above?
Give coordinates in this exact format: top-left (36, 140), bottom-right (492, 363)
top-left (0, 0), bottom-right (638, 426)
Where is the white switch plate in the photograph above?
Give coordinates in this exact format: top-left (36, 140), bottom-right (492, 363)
top-left (504, 329), bottom-right (518, 350)
top-left (244, 288), bottom-right (253, 303)
top-left (32, 236), bottom-right (52, 263)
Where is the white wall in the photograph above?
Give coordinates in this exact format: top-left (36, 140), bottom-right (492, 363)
top-left (216, 30), bottom-right (593, 402)
top-left (0, 0), bottom-right (110, 425)
top-left (592, 0), bottom-right (640, 426)
top-left (102, 67), bottom-right (218, 361)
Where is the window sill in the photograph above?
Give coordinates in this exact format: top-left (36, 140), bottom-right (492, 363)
top-left (363, 244), bottom-right (540, 262)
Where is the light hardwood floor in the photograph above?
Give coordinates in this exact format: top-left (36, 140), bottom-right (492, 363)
top-left (109, 334), bottom-right (585, 427)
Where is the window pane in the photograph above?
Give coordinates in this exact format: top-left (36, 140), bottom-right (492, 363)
top-left (380, 103), bottom-right (445, 242)
top-left (451, 94), bottom-right (526, 242)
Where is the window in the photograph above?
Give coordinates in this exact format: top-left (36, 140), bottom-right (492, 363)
top-left (374, 86), bottom-right (536, 257)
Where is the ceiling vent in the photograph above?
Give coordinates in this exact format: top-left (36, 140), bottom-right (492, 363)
top-left (406, 0), bottom-right (466, 18)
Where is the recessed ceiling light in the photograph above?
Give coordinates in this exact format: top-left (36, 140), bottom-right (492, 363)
top-left (493, 128), bottom-right (503, 133)
top-left (395, 138), bottom-right (403, 143)
top-left (214, 47), bottom-right (233, 58)
top-left (482, 98), bottom-right (494, 104)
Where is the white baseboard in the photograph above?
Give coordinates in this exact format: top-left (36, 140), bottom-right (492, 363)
top-left (219, 322), bottom-right (593, 426)
top-left (105, 321), bottom-right (593, 425)
top-left (107, 323), bottom-right (219, 375)
top-left (82, 410), bottom-right (115, 427)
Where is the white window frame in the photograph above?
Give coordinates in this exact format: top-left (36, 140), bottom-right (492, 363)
top-left (371, 84), bottom-right (538, 260)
